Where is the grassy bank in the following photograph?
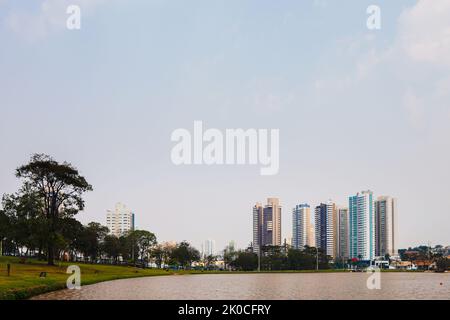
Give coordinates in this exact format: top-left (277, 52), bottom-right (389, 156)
top-left (0, 256), bottom-right (196, 300)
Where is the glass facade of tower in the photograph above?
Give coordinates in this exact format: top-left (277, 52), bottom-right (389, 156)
top-left (315, 201), bottom-right (337, 258)
top-left (338, 207), bottom-right (349, 259)
top-left (253, 198), bottom-right (281, 253)
top-left (252, 203), bottom-right (263, 253)
top-left (315, 203), bottom-right (327, 253)
top-left (349, 190), bottom-right (375, 260)
top-left (292, 204), bottom-right (310, 249)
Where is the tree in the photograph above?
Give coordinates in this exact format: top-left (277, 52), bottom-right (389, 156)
top-left (287, 248), bottom-right (315, 270)
top-left (150, 244), bottom-right (164, 268)
top-left (129, 230), bottom-right (157, 267)
top-left (102, 235), bottom-right (121, 263)
top-left (436, 257), bottom-right (449, 272)
top-left (59, 217), bottom-right (84, 261)
top-left (15, 154), bottom-right (92, 265)
top-left (232, 251), bottom-right (257, 271)
top-left (260, 245), bottom-right (287, 271)
top-left (161, 242), bottom-right (176, 267)
top-left (78, 222), bottom-right (108, 262)
top-left (203, 254), bottom-right (217, 270)
top-left (1, 186), bottom-right (45, 257)
top-left (118, 234), bottom-right (133, 262)
top-left (223, 243), bottom-right (237, 270)
top-left (171, 241), bottom-right (200, 269)
top-left (150, 242), bottom-right (176, 268)
top-left (0, 209), bottom-right (11, 256)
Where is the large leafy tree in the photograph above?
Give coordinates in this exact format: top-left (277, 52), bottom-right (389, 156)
top-left (150, 244), bottom-right (165, 268)
top-left (78, 222), bottom-right (109, 262)
top-left (102, 235), bottom-right (121, 263)
top-left (118, 234), bottom-right (134, 261)
top-left (260, 245), bottom-right (287, 270)
top-left (129, 230), bottom-right (157, 266)
top-left (232, 251), bottom-right (258, 271)
top-left (15, 154), bottom-right (92, 265)
top-left (0, 208), bottom-right (11, 256)
top-left (59, 217), bottom-right (84, 261)
top-left (171, 241), bottom-right (200, 269)
top-left (287, 248), bottom-right (316, 270)
top-left (1, 184), bottom-right (45, 257)
top-left (223, 243), bottom-right (237, 270)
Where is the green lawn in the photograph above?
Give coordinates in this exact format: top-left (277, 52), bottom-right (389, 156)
top-left (0, 256), bottom-right (186, 300)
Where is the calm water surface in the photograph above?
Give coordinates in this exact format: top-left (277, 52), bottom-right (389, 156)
top-left (32, 273), bottom-right (450, 300)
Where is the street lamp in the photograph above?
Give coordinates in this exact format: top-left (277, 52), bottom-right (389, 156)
top-left (257, 244), bottom-right (262, 272)
top-left (315, 247), bottom-right (319, 271)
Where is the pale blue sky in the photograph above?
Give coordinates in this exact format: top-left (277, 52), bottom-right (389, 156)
top-left (1, 0), bottom-right (449, 251)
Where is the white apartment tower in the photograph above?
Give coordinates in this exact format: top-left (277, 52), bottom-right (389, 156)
top-left (349, 190), bottom-right (375, 260)
top-left (292, 204), bottom-right (314, 249)
top-left (201, 239), bottom-right (216, 258)
top-left (106, 203), bottom-right (135, 237)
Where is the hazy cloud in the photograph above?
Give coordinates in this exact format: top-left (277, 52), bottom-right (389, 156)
top-left (398, 0), bottom-right (450, 67)
top-left (403, 90), bottom-right (425, 129)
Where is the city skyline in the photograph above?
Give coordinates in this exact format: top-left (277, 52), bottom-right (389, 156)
top-left (257, 191), bottom-right (398, 260)
top-left (1, 0), bottom-right (450, 251)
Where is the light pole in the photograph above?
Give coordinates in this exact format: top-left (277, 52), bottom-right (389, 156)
top-left (257, 245), bottom-right (261, 272)
top-left (315, 247), bottom-right (319, 271)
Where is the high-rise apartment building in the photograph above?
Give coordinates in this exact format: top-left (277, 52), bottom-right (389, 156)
top-left (315, 200), bottom-right (337, 258)
top-left (106, 202), bottom-right (135, 237)
top-left (252, 198), bottom-right (282, 253)
top-left (349, 190), bottom-right (375, 260)
top-left (264, 198), bottom-right (282, 247)
top-left (337, 207), bottom-right (349, 259)
top-left (308, 224), bottom-right (316, 248)
top-left (253, 203), bottom-right (263, 253)
top-left (375, 196), bottom-right (398, 257)
top-left (315, 203), bottom-right (327, 253)
top-left (201, 239), bottom-right (216, 258)
top-left (292, 204), bottom-right (313, 249)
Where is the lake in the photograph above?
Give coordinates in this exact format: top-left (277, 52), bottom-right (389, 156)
top-left (32, 272), bottom-right (450, 300)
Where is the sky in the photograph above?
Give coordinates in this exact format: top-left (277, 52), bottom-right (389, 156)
top-left (1, 0), bottom-right (450, 252)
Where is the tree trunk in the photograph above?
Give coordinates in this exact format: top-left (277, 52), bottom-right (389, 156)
top-left (38, 243), bottom-right (43, 260)
top-left (47, 242), bottom-right (55, 265)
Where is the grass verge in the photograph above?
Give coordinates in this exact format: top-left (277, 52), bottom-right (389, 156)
top-left (0, 256), bottom-right (193, 300)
